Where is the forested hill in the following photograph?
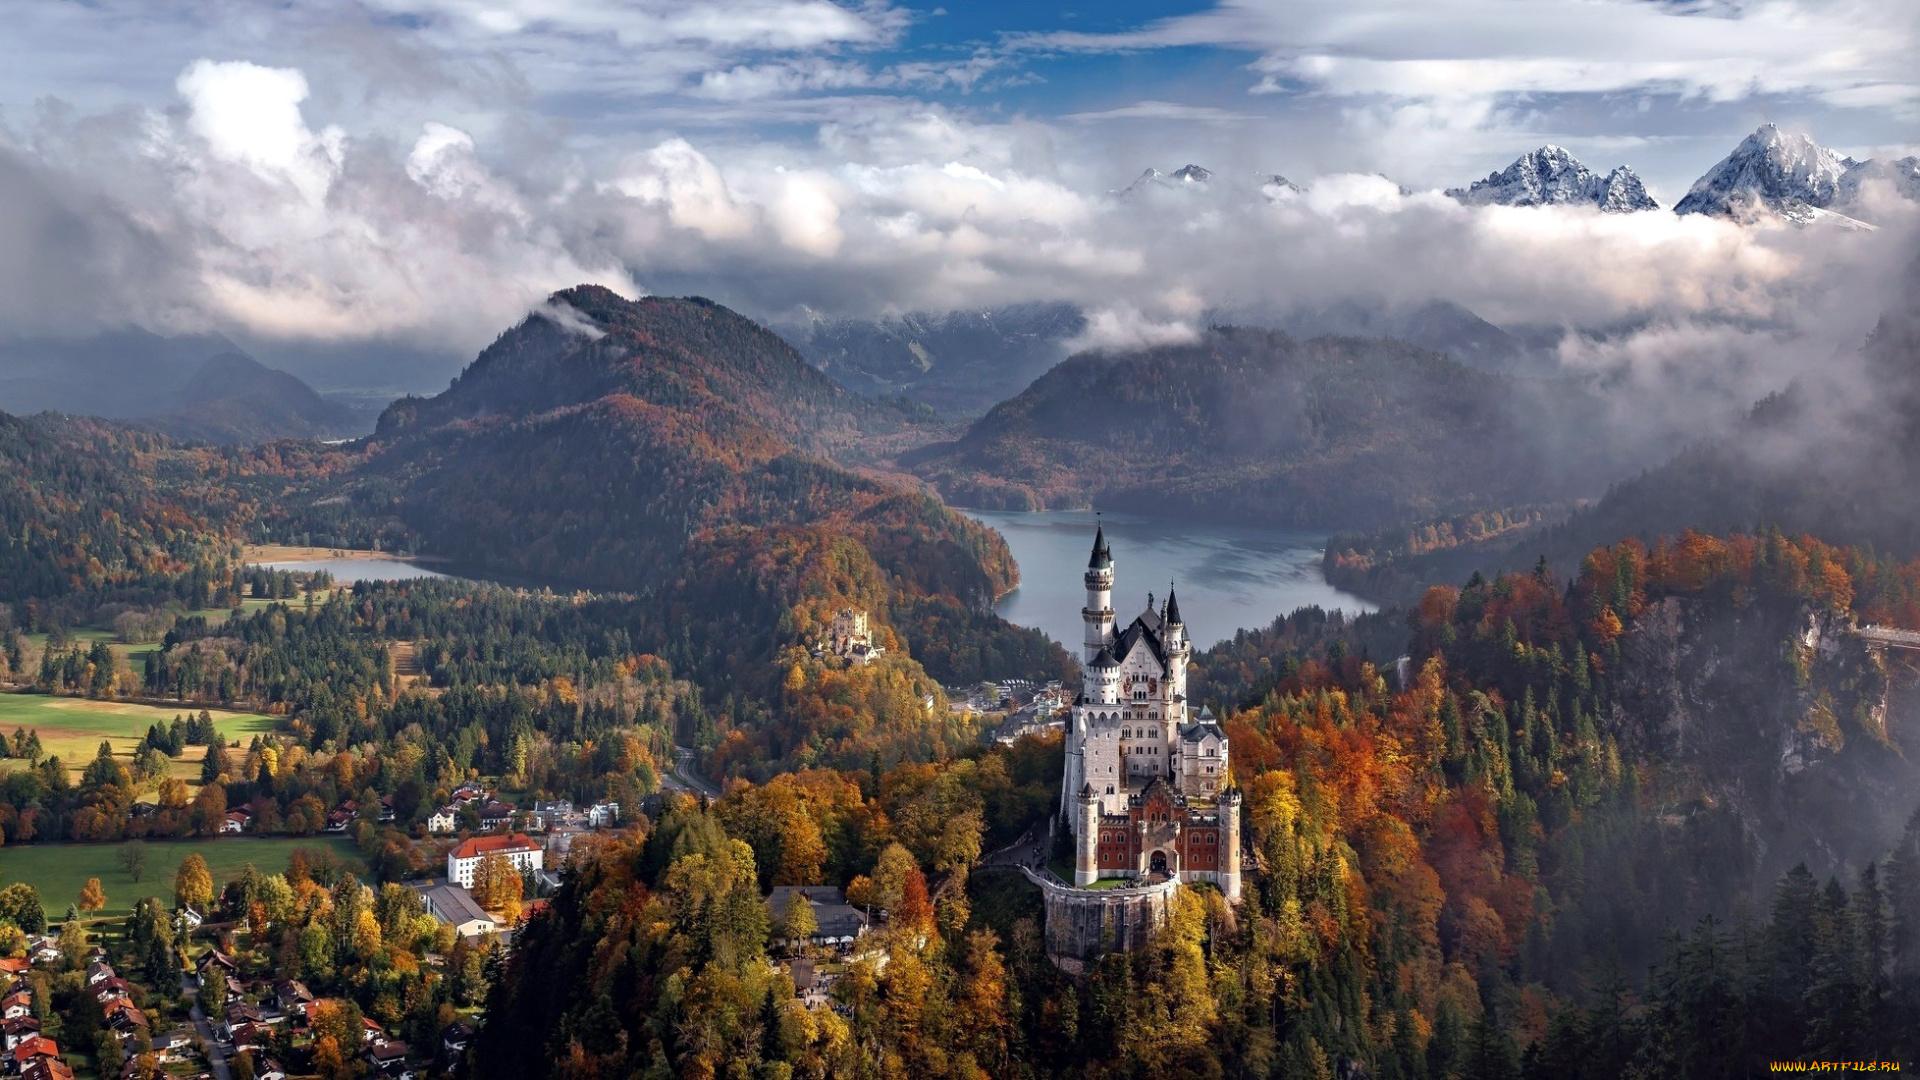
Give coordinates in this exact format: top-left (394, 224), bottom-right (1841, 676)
top-left (306, 287), bottom-right (1016, 609)
top-left (903, 326), bottom-right (1627, 530)
top-left (0, 413), bottom-right (247, 617)
top-left (377, 286), bottom-right (890, 455)
top-left (1330, 274), bottom-right (1920, 603)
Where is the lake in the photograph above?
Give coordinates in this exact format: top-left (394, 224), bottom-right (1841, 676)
top-left (964, 509), bottom-right (1373, 650)
top-left (253, 558), bottom-right (451, 583)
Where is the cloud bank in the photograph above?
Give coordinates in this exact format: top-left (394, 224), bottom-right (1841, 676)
top-left (0, 45), bottom-right (1913, 464)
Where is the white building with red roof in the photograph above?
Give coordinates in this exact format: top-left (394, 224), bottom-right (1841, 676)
top-left (446, 832), bottom-right (542, 889)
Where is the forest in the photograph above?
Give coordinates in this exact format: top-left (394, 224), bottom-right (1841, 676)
top-left (472, 528), bottom-right (1920, 1079)
top-left (0, 287), bottom-right (1915, 1078)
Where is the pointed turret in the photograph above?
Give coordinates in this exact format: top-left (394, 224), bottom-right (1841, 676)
top-left (1164, 585), bottom-right (1182, 626)
top-left (1088, 523), bottom-right (1112, 570)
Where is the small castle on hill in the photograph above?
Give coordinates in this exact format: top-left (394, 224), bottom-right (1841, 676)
top-left (826, 608), bottom-right (883, 665)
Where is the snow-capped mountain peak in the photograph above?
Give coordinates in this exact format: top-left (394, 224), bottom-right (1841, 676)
top-left (1673, 123), bottom-right (1858, 222)
top-left (1446, 146), bottom-right (1658, 212)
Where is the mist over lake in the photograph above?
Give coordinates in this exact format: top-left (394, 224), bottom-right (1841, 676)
top-left (964, 508), bottom-right (1374, 651)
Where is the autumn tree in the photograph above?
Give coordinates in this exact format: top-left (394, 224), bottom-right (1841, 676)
top-left (78, 877), bottom-right (106, 915)
top-left (175, 853), bottom-right (214, 912)
top-left (471, 853), bottom-right (522, 913)
top-left (780, 892), bottom-right (818, 951)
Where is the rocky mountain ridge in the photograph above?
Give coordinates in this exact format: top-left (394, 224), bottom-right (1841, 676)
top-left (1446, 145), bottom-right (1658, 211)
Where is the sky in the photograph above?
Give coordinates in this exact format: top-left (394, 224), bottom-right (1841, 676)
top-left (0, 0), bottom-right (1916, 396)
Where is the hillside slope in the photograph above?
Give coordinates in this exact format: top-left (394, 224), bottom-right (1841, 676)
top-left (142, 352), bottom-right (370, 444)
top-left (283, 288), bottom-right (1019, 610)
top-left (906, 326), bottom-right (1622, 530)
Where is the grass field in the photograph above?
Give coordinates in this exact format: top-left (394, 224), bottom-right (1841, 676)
top-left (21, 598), bottom-right (300, 674)
top-left (0, 835), bottom-right (364, 918)
top-left (0, 694), bottom-right (276, 782)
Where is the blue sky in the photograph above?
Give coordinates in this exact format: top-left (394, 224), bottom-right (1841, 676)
top-left (0, 0), bottom-right (1914, 393)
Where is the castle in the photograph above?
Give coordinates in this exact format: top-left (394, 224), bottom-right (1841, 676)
top-left (1060, 524), bottom-right (1241, 901)
top-left (826, 608), bottom-right (883, 665)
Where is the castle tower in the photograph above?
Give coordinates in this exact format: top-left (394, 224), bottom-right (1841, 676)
top-left (1082, 523), bottom-right (1115, 667)
top-left (1218, 786), bottom-right (1243, 902)
top-left (1075, 785), bottom-right (1101, 886)
top-left (1163, 585), bottom-right (1190, 715)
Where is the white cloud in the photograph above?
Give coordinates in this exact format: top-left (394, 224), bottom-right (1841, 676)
top-left (1064, 101), bottom-right (1261, 123)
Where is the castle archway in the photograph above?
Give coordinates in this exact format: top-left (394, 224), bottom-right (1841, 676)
top-left (1150, 850), bottom-right (1168, 875)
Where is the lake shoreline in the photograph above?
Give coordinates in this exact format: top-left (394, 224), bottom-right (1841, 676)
top-left (244, 543), bottom-right (451, 564)
top-left (963, 508), bottom-right (1375, 650)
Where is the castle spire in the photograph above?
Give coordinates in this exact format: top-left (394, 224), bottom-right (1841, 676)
top-left (1165, 583), bottom-right (1182, 625)
top-left (1088, 517), bottom-right (1112, 570)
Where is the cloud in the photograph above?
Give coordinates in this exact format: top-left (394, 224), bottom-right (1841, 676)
top-left (3, 45), bottom-right (1915, 483)
top-left (1023, 0), bottom-right (1919, 107)
top-left (1064, 101), bottom-right (1261, 123)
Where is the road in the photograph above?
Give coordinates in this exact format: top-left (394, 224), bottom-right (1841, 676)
top-left (182, 976), bottom-right (232, 1080)
top-left (662, 744), bottom-right (723, 799)
top-left (980, 823), bottom-right (1062, 883)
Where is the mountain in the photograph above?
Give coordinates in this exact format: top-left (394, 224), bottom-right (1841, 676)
top-left (1221, 297), bottom-right (1539, 373)
top-left (1838, 154), bottom-right (1920, 207)
top-left (0, 330), bottom-right (237, 418)
top-left (0, 330), bottom-right (371, 444)
top-left (787, 302), bottom-right (1087, 415)
top-left (1672, 123), bottom-right (1895, 227)
top-left (1117, 163), bottom-right (1214, 197)
top-left (139, 353), bottom-right (371, 444)
top-left (344, 286), bottom-right (1013, 602)
top-left (903, 325), bottom-right (1628, 530)
top-left (1447, 145), bottom-right (1659, 211)
top-left (1330, 265), bottom-right (1920, 604)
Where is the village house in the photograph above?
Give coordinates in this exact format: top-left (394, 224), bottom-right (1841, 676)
top-left (91, 977), bottom-right (130, 1005)
top-left (102, 999), bottom-right (147, 1038)
top-left (18, 1045), bottom-right (68, 1068)
top-left (223, 808), bottom-right (253, 833)
top-left (2, 1017), bottom-right (41, 1052)
top-left (531, 800), bottom-right (575, 829)
top-left (585, 800), bottom-right (620, 828)
top-left (11, 1035), bottom-right (58, 1071)
top-left (419, 884), bottom-right (496, 940)
top-left (153, 1028), bottom-right (194, 1058)
top-left (364, 1037), bottom-right (411, 1076)
top-left (477, 801), bottom-right (516, 831)
top-left (18, 1053), bottom-right (69, 1080)
top-left (273, 979), bottom-right (314, 1015)
top-left (446, 833), bottom-right (542, 889)
top-left (426, 806), bottom-right (457, 834)
top-left (766, 886), bottom-right (870, 951)
top-left (441, 1021), bottom-right (474, 1061)
top-left (194, 950), bottom-right (237, 986)
top-left (1, 992), bottom-right (30, 1021)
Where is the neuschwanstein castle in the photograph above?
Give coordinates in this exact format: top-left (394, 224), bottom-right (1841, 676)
top-left (1060, 524), bottom-right (1241, 901)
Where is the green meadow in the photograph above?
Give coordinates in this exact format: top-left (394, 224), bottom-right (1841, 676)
top-left (0, 836), bottom-right (364, 919)
top-left (0, 693), bottom-right (276, 783)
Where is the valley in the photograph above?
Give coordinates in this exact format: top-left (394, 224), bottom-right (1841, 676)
top-left (0, 128), bottom-right (1913, 1080)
